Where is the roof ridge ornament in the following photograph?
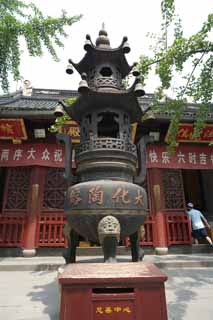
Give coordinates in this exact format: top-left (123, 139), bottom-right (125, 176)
top-left (22, 80), bottom-right (32, 96)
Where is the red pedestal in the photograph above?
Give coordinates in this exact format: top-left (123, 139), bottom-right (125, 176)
top-left (58, 262), bottom-right (168, 320)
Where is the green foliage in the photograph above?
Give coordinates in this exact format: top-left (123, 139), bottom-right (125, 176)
top-left (161, 0), bottom-right (175, 27)
top-left (64, 96), bottom-right (77, 105)
top-left (121, 77), bottom-right (129, 90)
top-left (0, 0), bottom-right (82, 92)
top-left (49, 96), bottom-right (77, 133)
top-left (49, 111), bottom-right (71, 133)
top-left (137, 0), bottom-right (213, 148)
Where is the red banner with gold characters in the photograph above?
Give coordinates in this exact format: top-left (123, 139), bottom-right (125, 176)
top-left (0, 118), bottom-right (27, 143)
top-left (147, 144), bottom-right (213, 169)
top-left (166, 123), bottom-right (213, 143)
top-left (0, 143), bottom-right (76, 168)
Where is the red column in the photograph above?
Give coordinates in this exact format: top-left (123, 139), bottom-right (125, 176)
top-left (149, 168), bottom-right (168, 254)
top-left (155, 211), bottom-right (168, 250)
top-left (22, 167), bottom-right (42, 257)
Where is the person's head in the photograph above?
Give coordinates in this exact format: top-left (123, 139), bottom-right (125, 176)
top-left (187, 202), bottom-right (194, 210)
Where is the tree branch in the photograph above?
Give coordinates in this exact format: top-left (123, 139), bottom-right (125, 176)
top-left (180, 51), bottom-right (206, 98)
top-left (141, 45), bottom-right (213, 69)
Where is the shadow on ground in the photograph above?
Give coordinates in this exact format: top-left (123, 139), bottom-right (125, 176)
top-left (28, 271), bottom-right (59, 320)
top-left (165, 268), bottom-right (213, 320)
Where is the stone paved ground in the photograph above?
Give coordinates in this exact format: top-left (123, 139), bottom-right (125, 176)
top-left (1, 253), bottom-right (213, 271)
top-left (165, 267), bottom-right (213, 320)
top-left (0, 267), bottom-right (213, 319)
top-left (0, 270), bottom-right (59, 320)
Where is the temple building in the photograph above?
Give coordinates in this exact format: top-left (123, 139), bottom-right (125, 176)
top-left (0, 25), bottom-right (213, 256)
top-left (0, 84), bottom-right (213, 256)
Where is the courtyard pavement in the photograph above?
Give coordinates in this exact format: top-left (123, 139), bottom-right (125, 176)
top-left (0, 254), bottom-right (213, 319)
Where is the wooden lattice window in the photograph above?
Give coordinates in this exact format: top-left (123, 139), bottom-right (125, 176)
top-left (43, 168), bottom-right (66, 210)
top-left (4, 167), bottom-right (31, 210)
top-left (162, 169), bottom-right (185, 209)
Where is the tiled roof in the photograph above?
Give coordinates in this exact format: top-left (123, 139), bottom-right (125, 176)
top-left (0, 88), bottom-right (77, 116)
top-left (138, 95), bottom-right (213, 122)
top-left (0, 97), bottom-right (58, 111)
top-left (0, 88), bottom-right (212, 121)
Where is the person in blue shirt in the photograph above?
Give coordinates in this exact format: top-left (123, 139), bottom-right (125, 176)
top-left (187, 202), bottom-right (213, 246)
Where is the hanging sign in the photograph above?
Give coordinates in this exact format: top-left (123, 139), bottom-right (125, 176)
top-left (0, 143), bottom-right (75, 168)
top-left (59, 120), bottom-right (80, 143)
top-left (0, 119), bottom-right (27, 143)
top-left (147, 144), bottom-right (213, 169)
top-left (165, 123), bottom-right (213, 143)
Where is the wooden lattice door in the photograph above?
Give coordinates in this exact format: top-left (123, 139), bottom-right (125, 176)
top-left (0, 167), bottom-right (31, 247)
top-left (3, 167), bottom-right (31, 212)
top-left (162, 169), bottom-right (191, 245)
top-left (36, 168), bottom-right (67, 247)
top-left (42, 168), bottom-right (67, 210)
top-left (162, 169), bottom-right (185, 210)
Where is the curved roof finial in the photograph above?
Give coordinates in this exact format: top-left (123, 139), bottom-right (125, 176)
top-left (96, 23), bottom-right (110, 47)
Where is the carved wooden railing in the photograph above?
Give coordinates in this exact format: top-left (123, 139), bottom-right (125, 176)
top-left (0, 211), bottom-right (192, 248)
top-left (165, 210), bottom-right (192, 245)
top-left (36, 213), bottom-right (67, 247)
top-left (0, 214), bottom-right (25, 247)
top-left (140, 215), bottom-right (155, 245)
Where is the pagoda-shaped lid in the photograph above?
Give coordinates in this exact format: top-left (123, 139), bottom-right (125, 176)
top-left (68, 25), bottom-right (134, 78)
top-left (62, 26), bottom-right (146, 122)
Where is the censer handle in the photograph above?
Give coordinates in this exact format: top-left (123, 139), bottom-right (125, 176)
top-left (134, 135), bottom-right (153, 185)
top-left (56, 132), bottom-right (74, 183)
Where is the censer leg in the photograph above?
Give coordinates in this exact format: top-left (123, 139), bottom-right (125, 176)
top-left (129, 226), bottom-right (145, 262)
top-left (102, 236), bottom-right (118, 263)
top-left (98, 215), bottom-right (121, 263)
top-left (63, 228), bottom-right (79, 264)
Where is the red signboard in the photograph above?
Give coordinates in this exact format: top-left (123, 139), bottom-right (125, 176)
top-left (0, 119), bottom-right (27, 142)
top-left (59, 120), bottom-right (80, 143)
top-left (166, 123), bottom-right (213, 143)
top-left (147, 144), bottom-right (213, 169)
top-left (0, 143), bottom-right (75, 168)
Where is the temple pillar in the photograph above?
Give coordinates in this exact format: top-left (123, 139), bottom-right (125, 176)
top-left (155, 211), bottom-right (168, 255)
top-left (149, 168), bottom-right (168, 254)
top-left (22, 167), bottom-right (41, 257)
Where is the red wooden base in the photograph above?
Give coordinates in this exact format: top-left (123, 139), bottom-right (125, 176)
top-left (58, 262), bottom-right (168, 320)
